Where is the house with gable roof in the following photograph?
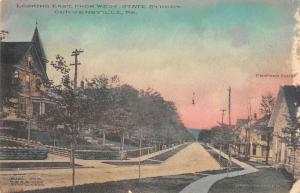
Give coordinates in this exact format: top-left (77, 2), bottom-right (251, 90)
top-left (0, 26), bottom-right (50, 128)
top-left (234, 116), bottom-right (272, 163)
top-left (268, 85), bottom-right (300, 178)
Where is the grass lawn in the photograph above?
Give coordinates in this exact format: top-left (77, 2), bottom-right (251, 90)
top-left (208, 168), bottom-right (293, 193)
top-left (0, 162), bottom-right (82, 170)
top-left (0, 140), bottom-right (27, 147)
top-left (16, 173), bottom-right (205, 193)
top-left (202, 145), bottom-right (240, 168)
top-left (103, 143), bottom-right (190, 166)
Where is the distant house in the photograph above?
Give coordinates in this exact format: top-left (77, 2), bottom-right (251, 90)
top-left (235, 119), bottom-right (249, 129)
top-left (234, 119), bottom-right (250, 158)
top-left (0, 26), bottom-right (50, 128)
top-left (268, 85), bottom-right (300, 178)
top-left (234, 116), bottom-right (272, 163)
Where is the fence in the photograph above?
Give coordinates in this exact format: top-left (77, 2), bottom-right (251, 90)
top-left (126, 147), bottom-right (155, 158)
top-left (0, 134), bottom-right (168, 160)
top-left (76, 150), bottom-right (120, 160)
top-left (0, 147), bottom-right (48, 160)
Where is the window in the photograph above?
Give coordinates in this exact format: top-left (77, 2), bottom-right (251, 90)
top-left (18, 97), bottom-right (27, 114)
top-left (25, 75), bottom-right (30, 82)
top-left (32, 102), bottom-right (39, 115)
top-left (11, 70), bottom-right (20, 84)
top-left (262, 146), bottom-right (267, 157)
top-left (261, 134), bottom-right (267, 141)
top-left (27, 55), bottom-right (32, 66)
top-left (25, 74), bottom-right (30, 90)
top-left (35, 79), bottom-right (42, 91)
top-left (14, 70), bottom-right (19, 79)
top-left (252, 144), bottom-right (257, 156)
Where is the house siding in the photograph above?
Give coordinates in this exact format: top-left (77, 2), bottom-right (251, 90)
top-left (269, 86), bottom-right (300, 179)
top-left (271, 94), bottom-right (290, 165)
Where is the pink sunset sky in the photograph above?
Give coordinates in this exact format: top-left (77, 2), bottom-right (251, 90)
top-left (1, 0), bottom-right (297, 128)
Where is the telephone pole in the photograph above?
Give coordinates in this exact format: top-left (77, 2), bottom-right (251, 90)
top-left (138, 128), bottom-right (143, 182)
top-left (246, 98), bottom-right (253, 159)
top-left (228, 87), bottom-right (231, 127)
top-left (70, 49), bottom-right (83, 193)
top-left (220, 109), bottom-right (226, 126)
top-left (70, 49), bottom-right (84, 89)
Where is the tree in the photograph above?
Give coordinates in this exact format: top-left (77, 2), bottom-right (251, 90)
top-left (0, 61), bottom-right (22, 119)
top-left (259, 93), bottom-right (275, 164)
top-left (282, 108), bottom-right (300, 180)
top-left (37, 55), bottom-right (85, 192)
top-left (259, 93), bottom-right (275, 117)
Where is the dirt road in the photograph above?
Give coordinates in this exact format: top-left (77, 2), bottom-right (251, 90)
top-left (0, 143), bottom-right (220, 192)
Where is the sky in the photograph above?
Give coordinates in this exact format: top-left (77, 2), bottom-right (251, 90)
top-left (1, 0), bottom-right (298, 128)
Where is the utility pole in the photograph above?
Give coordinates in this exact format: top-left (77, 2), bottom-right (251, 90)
top-left (221, 109), bottom-right (226, 126)
top-left (228, 87), bottom-right (231, 127)
top-left (219, 109), bottom-right (226, 163)
top-left (227, 87), bottom-right (233, 174)
top-left (246, 98), bottom-right (253, 160)
top-left (138, 128), bottom-right (142, 182)
top-left (70, 49), bottom-right (83, 193)
top-left (70, 49), bottom-right (84, 89)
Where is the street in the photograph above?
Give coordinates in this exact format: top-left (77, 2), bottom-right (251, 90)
top-left (0, 143), bottom-right (220, 192)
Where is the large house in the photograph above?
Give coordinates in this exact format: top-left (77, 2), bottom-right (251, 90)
top-left (268, 85), bottom-right (300, 178)
top-left (234, 85), bottom-right (300, 178)
top-left (0, 26), bottom-right (50, 128)
top-left (234, 116), bottom-right (272, 164)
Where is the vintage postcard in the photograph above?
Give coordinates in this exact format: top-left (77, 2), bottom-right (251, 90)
top-left (0, 0), bottom-right (300, 193)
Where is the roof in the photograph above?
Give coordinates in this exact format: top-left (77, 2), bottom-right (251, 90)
top-left (0, 42), bottom-right (31, 64)
top-left (268, 85), bottom-right (300, 127)
top-left (282, 85), bottom-right (300, 115)
top-left (31, 27), bottom-right (47, 62)
top-left (252, 116), bottom-right (269, 128)
top-left (235, 119), bottom-right (249, 128)
top-left (0, 27), bottom-right (48, 81)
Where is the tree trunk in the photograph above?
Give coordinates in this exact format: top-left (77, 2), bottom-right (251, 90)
top-left (138, 128), bottom-right (142, 182)
top-left (71, 122), bottom-right (78, 193)
top-left (228, 144), bottom-right (232, 171)
top-left (120, 132), bottom-right (125, 160)
top-left (71, 141), bottom-right (75, 193)
top-left (102, 130), bottom-right (106, 145)
top-left (219, 145), bottom-right (222, 163)
top-left (293, 147), bottom-right (296, 180)
top-left (265, 135), bottom-right (270, 165)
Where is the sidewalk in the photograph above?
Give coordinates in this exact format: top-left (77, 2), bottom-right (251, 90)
top-left (290, 178), bottom-right (300, 193)
top-left (180, 144), bottom-right (258, 193)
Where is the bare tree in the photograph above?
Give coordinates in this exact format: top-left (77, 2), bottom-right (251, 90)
top-left (259, 93), bottom-right (275, 164)
top-left (259, 93), bottom-right (275, 117)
